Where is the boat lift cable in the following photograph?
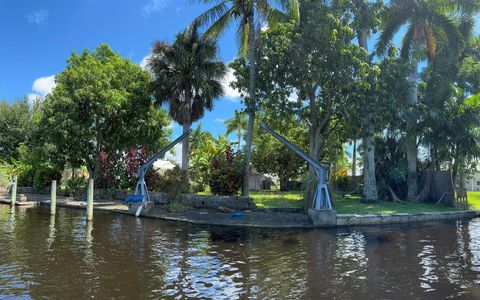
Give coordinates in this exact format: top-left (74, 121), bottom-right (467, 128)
top-left (260, 123), bottom-right (332, 210)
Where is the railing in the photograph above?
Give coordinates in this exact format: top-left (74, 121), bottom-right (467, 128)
top-left (454, 188), bottom-right (469, 210)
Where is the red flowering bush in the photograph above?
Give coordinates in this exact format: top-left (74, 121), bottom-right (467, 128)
top-left (124, 147), bottom-right (161, 191)
top-left (209, 146), bottom-right (244, 196)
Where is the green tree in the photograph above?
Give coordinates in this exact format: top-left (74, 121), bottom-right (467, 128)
top-left (375, 0), bottom-right (471, 201)
top-left (231, 1), bottom-right (368, 206)
top-left (224, 110), bottom-right (248, 151)
top-left (347, 0), bottom-right (383, 202)
top-left (251, 114), bottom-right (308, 191)
top-left (192, 0), bottom-right (299, 196)
top-left (148, 25), bottom-right (226, 186)
top-left (0, 98), bottom-right (33, 162)
top-left (38, 44), bottom-right (170, 179)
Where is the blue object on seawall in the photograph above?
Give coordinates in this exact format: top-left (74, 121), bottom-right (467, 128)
top-left (231, 211), bottom-right (243, 218)
top-left (125, 195), bottom-right (144, 203)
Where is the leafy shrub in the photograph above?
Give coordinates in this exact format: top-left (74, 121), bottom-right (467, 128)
top-left (18, 167), bottom-right (35, 187)
top-left (209, 146), bottom-right (244, 196)
top-left (33, 167), bottom-right (62, 191)
top-left (65, 177), bottom-right (87, 196)
top-left (97, 151), bottom-right (122, 189)
top-left (157, 166), bottom-right (189, 200)
top-left (331, 169), bottom-right (353, 191)
top-left (123, 147), bottom-right (161, 190)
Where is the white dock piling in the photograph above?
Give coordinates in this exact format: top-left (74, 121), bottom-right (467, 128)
top-left (86, 178), bottom-right (94, 221)
top-left (11, 176), bottom-right (17, 206)
top-left (50, 180), bottom-right (57, 215)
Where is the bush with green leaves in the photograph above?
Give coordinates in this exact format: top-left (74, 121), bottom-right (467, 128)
top-left (209, 146), bottom-right (244, 196)
top-left (65, 177), bottom-right (87, 197)
top-left (33, 167), bottom-right (62, 191)
top-left (157, 166), bottom-right (189, 200)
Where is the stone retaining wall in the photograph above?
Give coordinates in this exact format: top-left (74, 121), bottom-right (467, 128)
top-left (336, 210), bottom-right (480, 226)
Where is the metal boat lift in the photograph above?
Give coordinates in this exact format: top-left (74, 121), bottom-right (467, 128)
top-left (260, 123), bottom-right (332, 210)
top-left (126, 129), bottom-right (192, 216)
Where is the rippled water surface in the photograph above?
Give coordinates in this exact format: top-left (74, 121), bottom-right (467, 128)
top-left (2, 205), bottom-right (480, 299)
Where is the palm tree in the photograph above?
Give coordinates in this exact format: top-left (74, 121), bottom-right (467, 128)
top-left (148, 25), bottom-right (227, 185)
top-left (375, 0), bottom-right (467, 201)
top-left (225, 110), bottom-right (248, 151)
top-left (191, 0), bottom-right (300, 196)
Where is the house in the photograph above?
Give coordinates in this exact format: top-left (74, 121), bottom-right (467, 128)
top-left (466, 172), bottom-right (480, 192)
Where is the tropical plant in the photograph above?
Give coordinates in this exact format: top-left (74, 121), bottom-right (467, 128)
top-left (209, 146), bottom-right (244, 196)
top-left (225, 110), bottom-right (248, 150)
top-left (375, 0), bottom-right (473, 201)
top-left (190, 134), bottom-right (230, 191)
top-left (148, 25), bottom-right (226, 186)
top-left (192, 0), bottom-right (300, 196)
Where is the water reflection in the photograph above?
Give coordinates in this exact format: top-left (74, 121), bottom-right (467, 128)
top-left (3, 206), bottom-right (480, 299)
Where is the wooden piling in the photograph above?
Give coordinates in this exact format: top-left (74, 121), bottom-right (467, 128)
top-left (86, 179), bottom-right (94, 221)
top-left (50, 180), bottom-right (57, 215)
top-left (11, 176), bottom-right (17, 206)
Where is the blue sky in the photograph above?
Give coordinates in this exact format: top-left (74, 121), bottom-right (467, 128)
top-left (0, 0), bottom-right (244, 142)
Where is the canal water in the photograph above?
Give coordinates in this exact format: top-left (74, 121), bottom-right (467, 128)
top-left (1, 205), bottom-right (480, 299)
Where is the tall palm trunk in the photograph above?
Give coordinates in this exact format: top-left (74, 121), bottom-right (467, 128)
top-left (182, 93), bottom-right (192, 186)
top-left (182, 121), bottom-right (191, 186)
top-left (406, 59), bottom-right (419, 201)
top-left (352, 139), bottom-right (357, 176)
top-left (237, 125), bottom-right (242, 151)
top-left (359, 29), bottom-right (379, 203)
top-left (242, 15), bottom-right (257, 197)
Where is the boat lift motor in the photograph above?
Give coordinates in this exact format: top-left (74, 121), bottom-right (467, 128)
top-left (260, 123), bottom-right (332, 210)
top-left (126, 129), bottom-right (192, 216)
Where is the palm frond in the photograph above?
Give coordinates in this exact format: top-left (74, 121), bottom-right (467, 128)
top-left (203, 7), bottom-right (236, 40)
top-left (427, 11), bottom-right (464, 55)
top-left (237, 18), bottom-right (250, 57)
top-left (191, 1), bottom-right (230, 30)
top-left (400, 24), bottom-right (415, 59)
top-left (375, 4), bottom-right (411, 56)
top-left (424, 26), bottom-right (437, 63)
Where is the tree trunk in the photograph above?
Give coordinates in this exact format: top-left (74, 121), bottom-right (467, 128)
top-left (406, 60), bottom-right (419, 201)
top-left (359, 29), bottom-right (379, 203)
top-left (182, 121), bottom-right (191, 186)
top-left (86, 165), bottom-right (94, 180)
top-left (241, 15), bottom-right (257, 197)
top-left (94, 115), bottom-right (102, 181)
top-left (306, 90), bottom-right (321, 208)
top-left (352, 139), bottom-right (357, 176)
top-left (363, 118), bottom-right (379, 203)
top-left (237, 126), bottom-right (241, 151)
top-left (279, 176), bottom-right (288, 192)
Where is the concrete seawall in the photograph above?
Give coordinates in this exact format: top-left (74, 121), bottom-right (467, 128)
top-left (1, 192), bottom-right (479, 229)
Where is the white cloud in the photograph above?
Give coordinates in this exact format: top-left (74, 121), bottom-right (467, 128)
top-left (142, 0), bottom-right (170, 16)
top-left (33, 75), bottom-right (56, 95)
top-left (222, 68), bottom-right (241, 101)
top-left (28, 75), bottom-right (56, 105)
top-left (214, 118), bottom-right (225, 124)
top-left (140, 55), bottom-right (150, 70)
top-left (27, 9), bottom-right (49, 25)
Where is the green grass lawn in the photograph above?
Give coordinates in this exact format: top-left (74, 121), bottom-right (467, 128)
top-left (468, 192), bottom-right (480, 210)
top-left (197, 189), bottom-right (479, 214)
top-left (249, 190), bottom-right (470, 214)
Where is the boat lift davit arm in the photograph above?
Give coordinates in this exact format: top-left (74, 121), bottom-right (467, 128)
top-left (130, 129), bottom-right (192, 203)
top-left (260, 123), bottom-right (332, 210)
